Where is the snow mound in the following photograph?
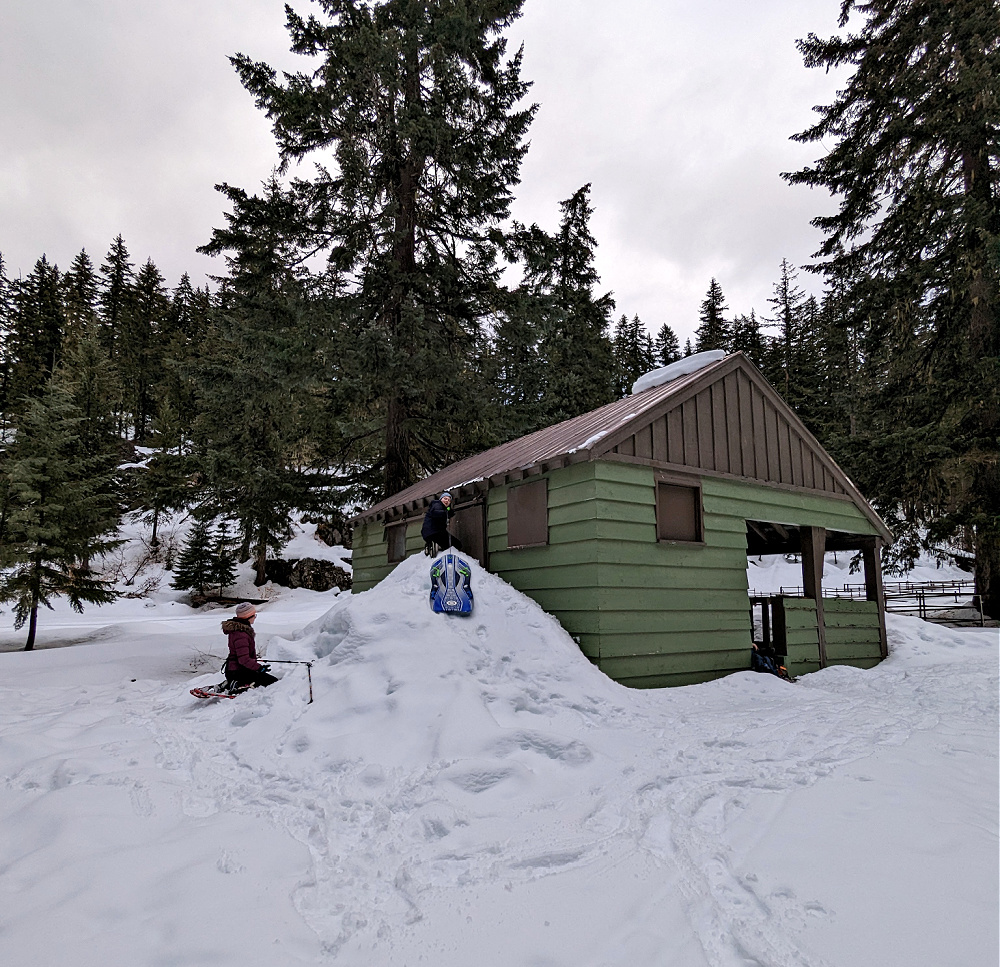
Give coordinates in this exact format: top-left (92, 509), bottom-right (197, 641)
top-left (632, 349), bottom-right (726, 394)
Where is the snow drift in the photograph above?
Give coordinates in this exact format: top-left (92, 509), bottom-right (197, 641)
top-left (0, 551), bottom-right (996, 967)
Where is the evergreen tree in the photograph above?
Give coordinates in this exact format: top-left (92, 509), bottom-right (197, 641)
top-left (170, 519), bottom-right (216, 597)
top-left (613, 314), bottom-right (655, 396)
top-left (197, 179), bottom-right (322, 585)
top-left (786, 0), bottom-right (1000, 612)
top-left (694, 278), bottom-right (730, 353)
top-left (6, 256), bottom-right (65, 411)
top-left (228, 0), bottom-right (536, 499)
top-left (535, 185), bottom-right (616, 420)
top-left (652, 322), bottom-right (682, 367)
top-left (62, 250), bottom-right (101, 347)
top-left (98, 235), bottom-right (134, 365)
top-left (0, 253), bottom-right (11, 429)
top-left (123, 259), bottom-right (170, 441)
top-left (210, 522), bottom-right (238, 594)
top-left (730, 310), bottom-right (766, 369)
top-left (0, 377), bottom-right (120, 650)
top-left (764, 259), bottom-right (807, 402)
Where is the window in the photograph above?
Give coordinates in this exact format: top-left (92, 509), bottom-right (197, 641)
top-left (385, 522), bottom-right (407, 563)
top-left (656, 479), bottom-right (703, 543)
top-left (507, 478), bottom-right (548, 548)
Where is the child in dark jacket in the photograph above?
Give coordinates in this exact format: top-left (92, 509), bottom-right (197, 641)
top-left (421, 491), bottom-right (464, 554)
top-left (223, 603), bottom-right (278, 688)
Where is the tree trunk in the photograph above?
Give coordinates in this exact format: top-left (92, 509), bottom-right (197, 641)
top-left (975, 523), bottom-right (1000, 619)
top-left (254, 524), bottom-right (267, 587)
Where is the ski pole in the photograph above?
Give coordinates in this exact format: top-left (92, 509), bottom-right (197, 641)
top-left (263, 659), bottom-right (315, 704)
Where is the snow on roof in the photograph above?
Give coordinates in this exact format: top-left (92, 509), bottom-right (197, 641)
top-left (631, 350), bottom-right (726, 395)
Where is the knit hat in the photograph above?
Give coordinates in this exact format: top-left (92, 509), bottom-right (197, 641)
top-left (235, 602), bottom-right (256, 619)
top-left (441, 491), bottom-right (452, 501)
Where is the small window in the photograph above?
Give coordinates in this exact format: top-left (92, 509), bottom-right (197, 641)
top-left (507, 478), bottom-right (548, 548)
top-left (385, 522), bottom-right (407, 563)
top-left (656, 480), bottom-right (703, 543)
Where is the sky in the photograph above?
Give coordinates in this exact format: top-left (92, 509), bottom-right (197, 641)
top-left (0, 0), bottom-right (849, 345)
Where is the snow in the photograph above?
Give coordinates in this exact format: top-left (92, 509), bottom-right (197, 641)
top-left (632, 349), bottom-right (727, 395)
top-left (0, 546), bottom-right (996, 966)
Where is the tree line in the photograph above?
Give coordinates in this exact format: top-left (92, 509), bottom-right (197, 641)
top-left (0, 0), bottom-right (996, 645)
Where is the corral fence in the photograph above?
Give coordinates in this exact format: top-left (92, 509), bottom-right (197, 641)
top-left (750, 580), bottom-right (986, 628)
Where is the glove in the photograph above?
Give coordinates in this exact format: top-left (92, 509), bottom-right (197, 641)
top-left (258, 663), bottom-right (271, 674)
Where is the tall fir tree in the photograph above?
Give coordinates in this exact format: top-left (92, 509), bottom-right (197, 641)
top-left (228, 0), bottom-right (535, 499)
top-left (61, 250), bottom-right (101, 348)
top-left (123, 259), bottom-right (170, 441)
top-left (612, 314), bottom-right (654, 396)
top-left (197, 179), bottom-right (322, 585)
top-left (786, 0), bottom-right (1000, 612)
top-left (6, 256), bottom-right (66, 417)
top-left (764, 258), bottom-right (807, 404)
top-left (534, 184), bottom-right (616, 421)
top-left (0, 253), bottom-right (11, 429)
top-left (729, 310), bottom-right (766, 369)
top-left (0, 376), bottom-right (120, 649)
top-left (694, 278), bottom-right (730, 353)
top-left (652, 322), bottom-right (682, 367)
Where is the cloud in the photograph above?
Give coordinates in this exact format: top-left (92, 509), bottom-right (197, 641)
top-left (0, 0), bottom-right (846, 340)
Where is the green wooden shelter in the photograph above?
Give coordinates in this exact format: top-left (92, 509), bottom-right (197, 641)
top-left (350, 353), bottom-right (892, 686)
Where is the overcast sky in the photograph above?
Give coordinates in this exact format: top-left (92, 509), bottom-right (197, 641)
top-left (0, 0), bottom-right (848, 345)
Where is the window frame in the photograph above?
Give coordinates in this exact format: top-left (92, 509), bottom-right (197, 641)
top-left (654, 472), bottom-right (705, 545)
top-left (506, 477), bottom-right (549, 549)
top-left (385, 521), bottom-right (408, 563)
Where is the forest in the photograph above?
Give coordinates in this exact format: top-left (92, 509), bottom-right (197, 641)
top-left (0, 0), bottom-right (996, 646)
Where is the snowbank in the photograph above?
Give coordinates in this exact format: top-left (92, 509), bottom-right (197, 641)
top-left (0, 552), bottom-right (996, 966)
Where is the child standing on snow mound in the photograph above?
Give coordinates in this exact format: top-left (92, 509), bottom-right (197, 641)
top-left (223, 603), bottom-right (277, 688)
top-left (421, 491), bottom-right (464, 554)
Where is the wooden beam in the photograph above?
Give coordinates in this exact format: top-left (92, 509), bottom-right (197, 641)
top-left (801, 525), bottom-right (828, 668)
top-left (861, 537), bottom-right (889, 659)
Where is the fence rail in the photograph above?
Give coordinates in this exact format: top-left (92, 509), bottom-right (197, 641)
top-left (747, 580), bottom-right (986, 627)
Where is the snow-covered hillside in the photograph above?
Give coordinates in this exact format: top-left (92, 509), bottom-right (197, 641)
top-left (0, 547), bottom-right (996, 967)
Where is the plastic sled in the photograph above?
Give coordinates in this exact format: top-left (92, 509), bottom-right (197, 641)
top-left (430, 551), bottom-right (474, 614)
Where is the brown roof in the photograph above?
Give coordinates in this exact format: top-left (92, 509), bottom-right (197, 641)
top-left (351, 353), bottom-right (891, 543)
top-left (353, 356), bottom-right (726, 524)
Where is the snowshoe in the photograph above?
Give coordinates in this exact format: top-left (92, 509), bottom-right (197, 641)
top-left (430, 551), bottom-right (474, 615)
top-left (190, 680), bottom-right (256, 700)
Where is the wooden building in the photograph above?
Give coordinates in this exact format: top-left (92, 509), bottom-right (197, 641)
top-left (350, 353), bottom-right (892, 687)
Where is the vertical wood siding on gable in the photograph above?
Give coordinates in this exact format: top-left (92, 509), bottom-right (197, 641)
top-left (609, 370), bottom-right (847, 497)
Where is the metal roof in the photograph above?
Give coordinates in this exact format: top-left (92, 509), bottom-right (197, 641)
top-left (351, 356), bottom-right (729, 524)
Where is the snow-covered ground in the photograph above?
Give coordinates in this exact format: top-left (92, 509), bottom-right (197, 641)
top-left (0, 537), bottom-right (996, 967)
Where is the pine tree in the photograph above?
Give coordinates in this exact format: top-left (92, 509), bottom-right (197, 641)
top-left (197, 179), bottom-right (322, 585)
top-left (730, 310), bottom-right (766, 369)
top-left (98, 236), bottom-right (134, 364)
top-left (786, 0), bottom-right (1000, 613)
top-left (6, 256), bottom-right (66, 411)
top-left (613, 314), bottom-right (655, 396)
top-left (653, 322), bottom-right (682, 367)
top-left (535, 185), bottom-right (616, 420)
top-left (0, 377), bottom-right (120, 650)
top-left (764, 259), bottom-right (807, 403)
top-left (228, 0), bottom-right (535, 499)
top-left (210, 522), bottom-right (238, 594)
top-left (694, 278), bottom-right (730, 353)
top-left (0, 253), bottom-right (11, 429)
top-left (123, 259), bottom-right (170, 442)
top-left (62, 250), bottom-right (101, 347)
top-left (170, 519), bottom-right (216, 597)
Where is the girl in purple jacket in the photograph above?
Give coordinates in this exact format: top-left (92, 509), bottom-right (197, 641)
top-left (222, 603), bottom-right (278, 688)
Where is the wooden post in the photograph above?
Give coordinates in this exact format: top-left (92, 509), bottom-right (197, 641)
top-left (801, 526), bottom-right (828, 668)
top-left (862, 537), bottom-right (889, 659)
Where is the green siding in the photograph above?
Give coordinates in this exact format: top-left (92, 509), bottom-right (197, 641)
top-left (351, 458), bottom-right (885, 687)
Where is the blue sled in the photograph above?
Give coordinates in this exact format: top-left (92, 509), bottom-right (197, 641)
top-left (430, 551), bottom-right (474, 614)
